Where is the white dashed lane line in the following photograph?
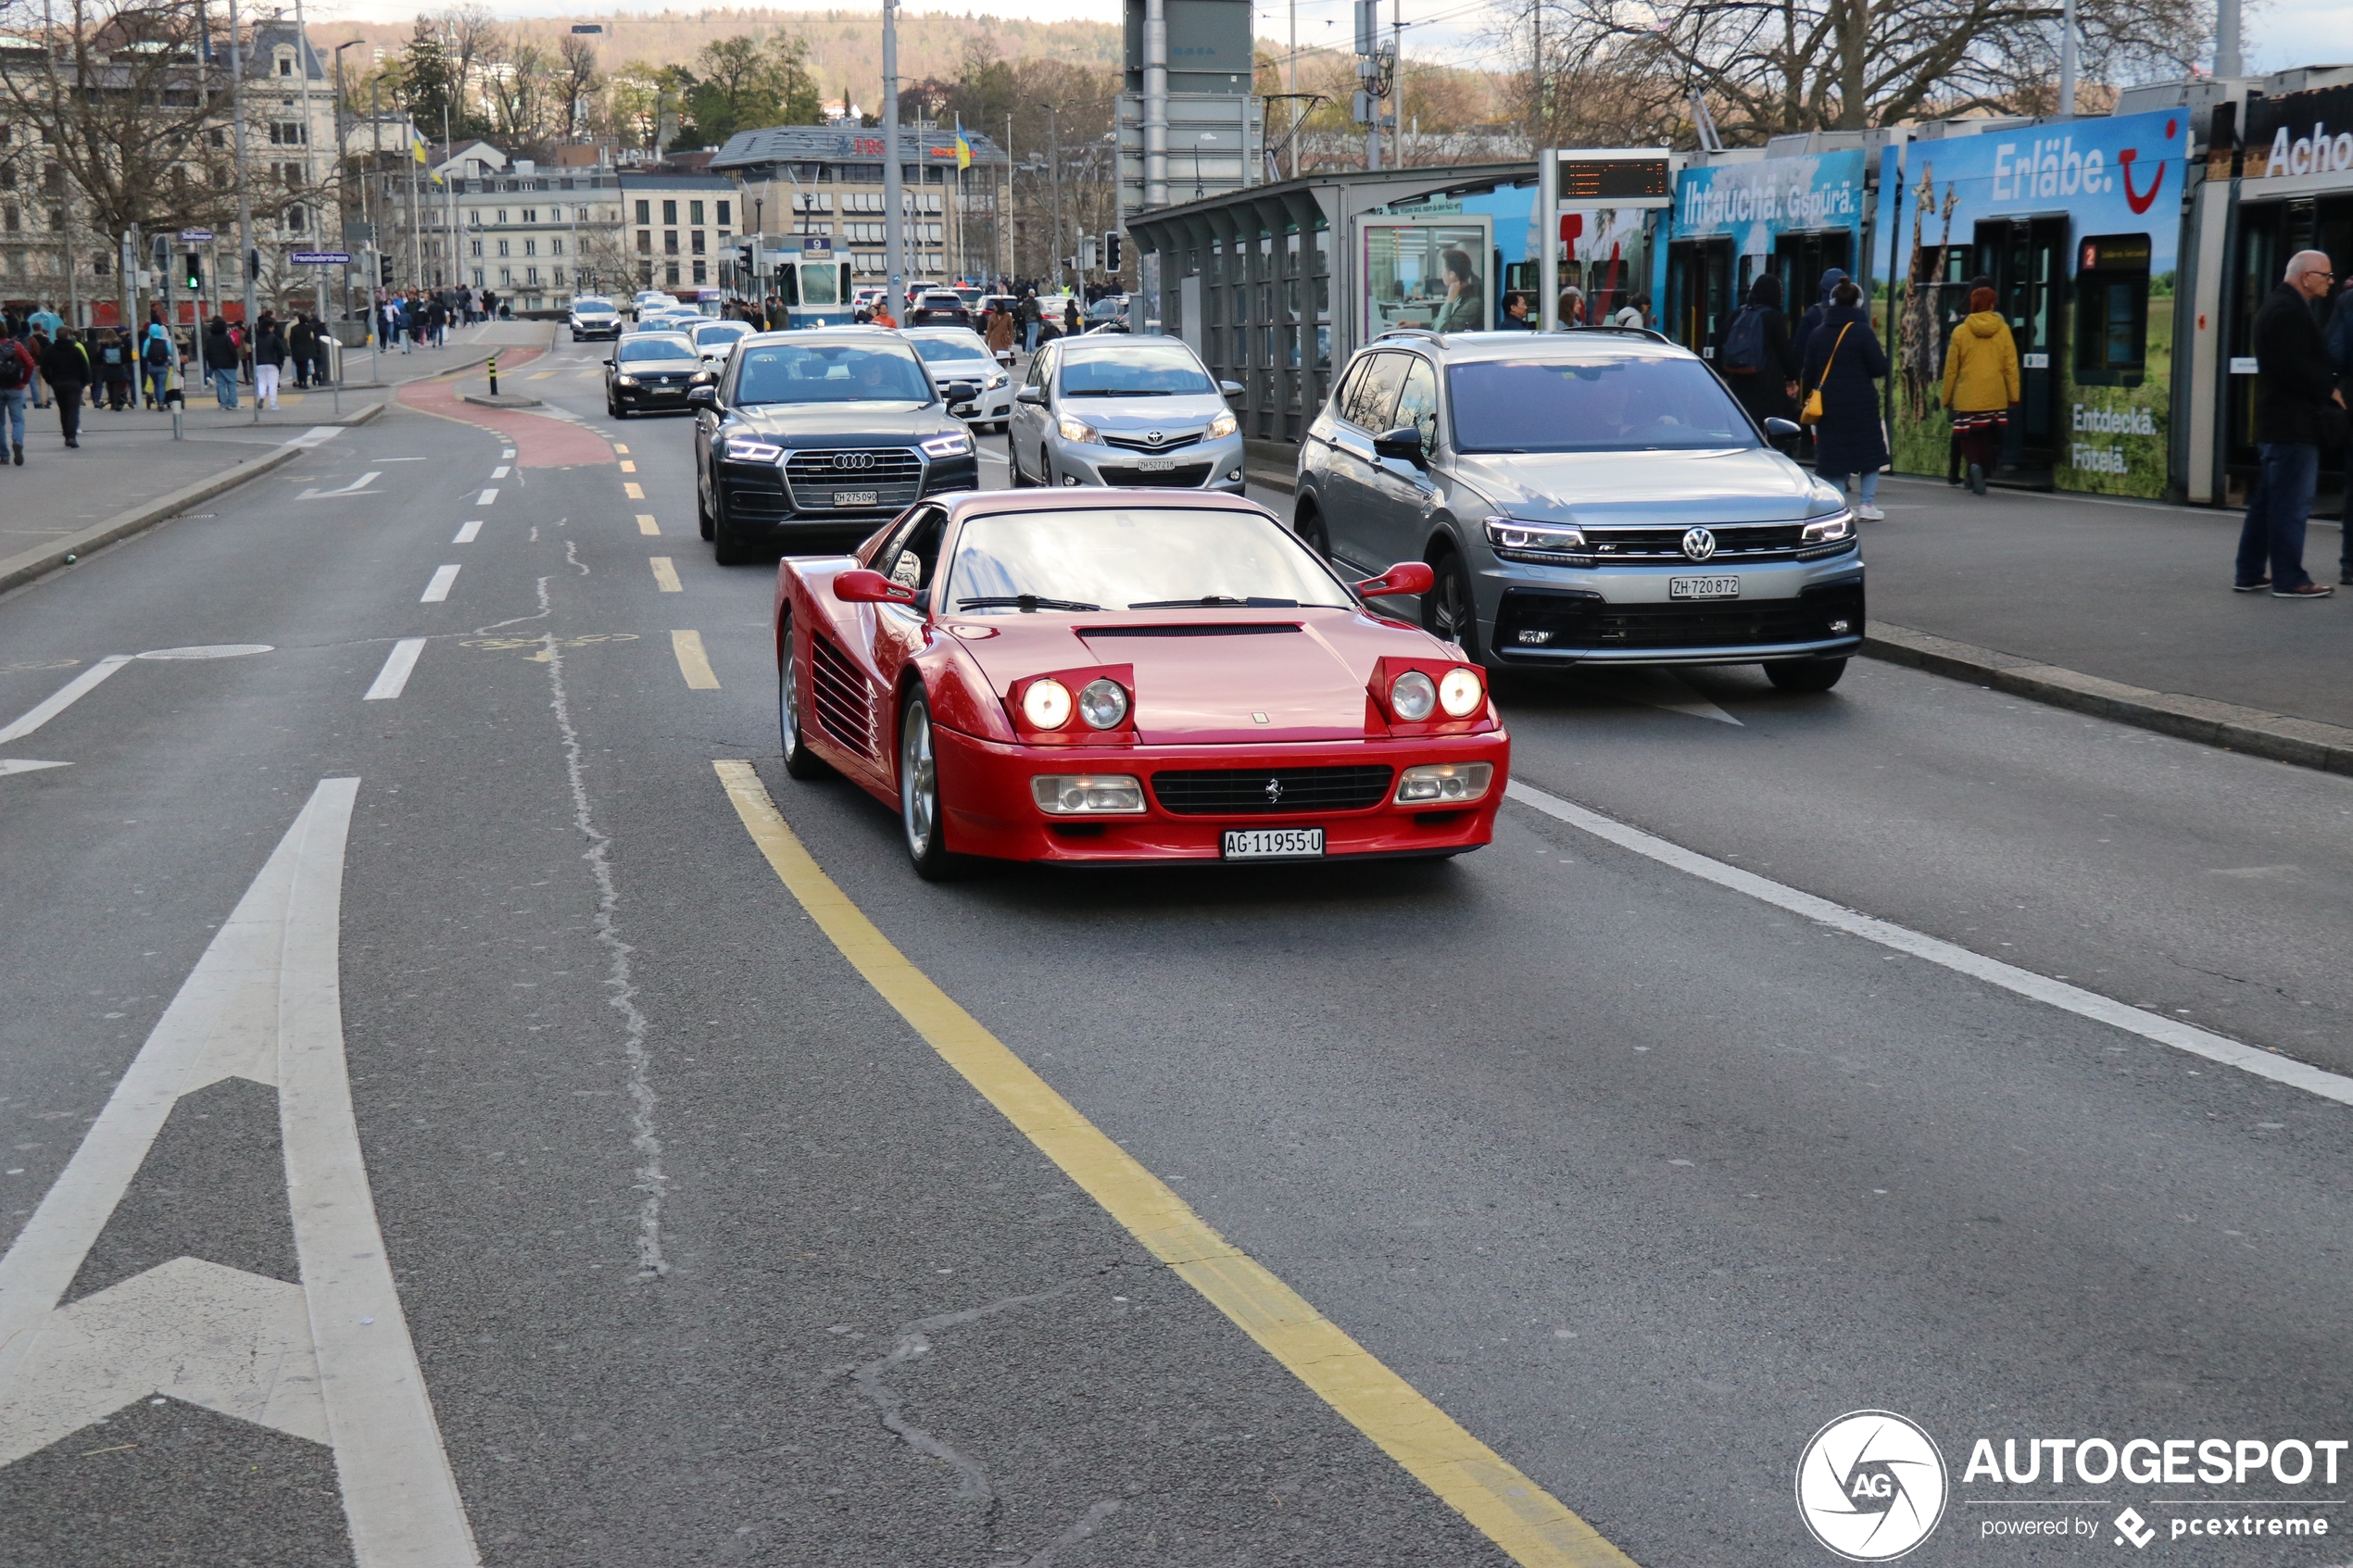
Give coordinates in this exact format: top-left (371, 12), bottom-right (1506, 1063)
top-left (421, 565), bottom-right (460, 603)
top-left (364, 639), bottom-right (427, 700)
top-left (452, 521), bottom-right (483, 544)
top-left (0, 657), bottom-right (134, 744)
top-left (476, 488), bottom-right (498, 505)
top-left (491, 465), bottom-right (510, 479)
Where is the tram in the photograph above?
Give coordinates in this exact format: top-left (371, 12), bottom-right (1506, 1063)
top-left (727, 235), bottom-right (858, 328)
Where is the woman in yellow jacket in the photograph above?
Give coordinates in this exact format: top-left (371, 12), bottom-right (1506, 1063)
top-left (1940, 285), bottom-right (2020, 495)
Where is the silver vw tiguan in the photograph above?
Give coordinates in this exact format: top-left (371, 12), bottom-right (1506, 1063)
top-left (1291, 327), bottom-right (1863, 690)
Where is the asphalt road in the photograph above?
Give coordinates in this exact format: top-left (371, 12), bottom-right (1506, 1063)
top-left (1, 337), bottom-right (2348, 1568)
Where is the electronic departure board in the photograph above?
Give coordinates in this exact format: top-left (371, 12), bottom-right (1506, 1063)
top-left (1557, 157), bottom-right (1671, 200)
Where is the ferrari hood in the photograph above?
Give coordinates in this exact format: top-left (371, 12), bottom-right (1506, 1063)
top-left (953, 609), bottom-right (1451, 743)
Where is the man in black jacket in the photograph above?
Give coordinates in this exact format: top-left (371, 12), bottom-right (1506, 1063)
top-left (38, 329), bottom-right (91, 447)
top-left (2234, 250), bottom-right (2346, 597)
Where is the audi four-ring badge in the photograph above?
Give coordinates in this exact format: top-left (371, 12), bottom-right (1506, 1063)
top-left (1291, 328), bottom-right (1865, 692)
top-left (691, 326), bottom-right (984, 565)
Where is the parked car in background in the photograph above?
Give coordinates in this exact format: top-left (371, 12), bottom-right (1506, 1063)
top-left (904, 327), bottom-right (1013, 432)
top-left (1007, 335), bottom-right (1244, 493)
top-left (1290, 327), bottom-right (1863, 690)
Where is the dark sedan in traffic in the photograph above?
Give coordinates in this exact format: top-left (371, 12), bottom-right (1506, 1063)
top-left (603, 332), bottom-right (701, 417)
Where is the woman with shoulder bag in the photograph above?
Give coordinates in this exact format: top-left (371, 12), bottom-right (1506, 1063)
top-left (1800, 279), bottom-right (1893, 520)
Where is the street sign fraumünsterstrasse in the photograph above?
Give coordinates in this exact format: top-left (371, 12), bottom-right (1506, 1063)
top-left (291, 250), bottom-right (351, 265)
top-left (179, 229), bottom-right (215, 242)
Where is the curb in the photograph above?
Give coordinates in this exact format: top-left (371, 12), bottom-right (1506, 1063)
top-left (0, 398), bottom-right (385, 597)
top-left (1862, 622), bottom-right (2353, 777)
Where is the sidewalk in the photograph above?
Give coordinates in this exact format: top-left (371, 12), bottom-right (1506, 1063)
top-left (1861, 477), bottom-right (2353, 733)
top-left (0, 322), bottom-right (554, 595)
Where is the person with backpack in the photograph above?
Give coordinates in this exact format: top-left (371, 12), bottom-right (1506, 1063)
top-left (0, 332), bottom-right (33, 464)
top-left (140, 323), bottom-right (175, 408)
top-left (38, 327), bottom-right (93, 448)
top-left (250, 313), bottom-right (287, 408)
top-left (1720, 273), bottom-right (1800, 429)
top-left (203, 317), bottom-right (241, 409)
top-left (97, 330), bottom-right (132, 411)
top-left (1800, 278), bottom-right (1893, 521)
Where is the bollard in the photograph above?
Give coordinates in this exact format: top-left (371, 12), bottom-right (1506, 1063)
top-left (487, 354), bottom-right (498, 397)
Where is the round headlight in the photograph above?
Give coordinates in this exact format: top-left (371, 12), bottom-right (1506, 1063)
top-left (1022, 678), bottom-right (1073, 729)
top-left (1390, 670), bottom-right (1437, 721)
top-left (1076, 677), bottom-right (1129, 731)
top-left (1438, 667), bottom-right (1483, 718)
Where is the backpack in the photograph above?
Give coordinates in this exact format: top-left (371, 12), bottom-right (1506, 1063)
top-left (0, 346), bottom-right (22, 391)
top-left (103, 345), bottom-right (124, 366)
top-left (1720, 306), bottom-right (1768, 375)
top-left (144, 334), bottom-right (170, 367)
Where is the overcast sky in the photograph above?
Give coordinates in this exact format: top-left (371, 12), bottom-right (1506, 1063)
top-left (300, 0), bottom-right (2350, 86)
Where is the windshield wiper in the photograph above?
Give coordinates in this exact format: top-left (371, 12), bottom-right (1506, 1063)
top-left (955, 595), bottom-right (1102, 612)
top-left (1126, 596), bottom-right (1300, 609)
top-left (1063, 387), bottom-right (1195, 397)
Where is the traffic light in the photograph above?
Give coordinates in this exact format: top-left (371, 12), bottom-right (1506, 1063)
top-left (380, 255), bottom-right (394, 286)
top-left (183, 253), bottom-right (204, 293)
top-left (1104, 232), bottom-right (1123, 272)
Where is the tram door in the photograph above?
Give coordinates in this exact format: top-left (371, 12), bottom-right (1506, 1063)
top-left (1975, 218), bottom-right (2070, 474)
top-left (2226, 195), bottom-right (2353, 499)
top-left (1666, 238), bottom-right (1734, 358)
top-left (1772, 232), bottom-right (1853, 317)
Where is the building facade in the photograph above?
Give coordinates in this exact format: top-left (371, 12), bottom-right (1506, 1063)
top-left (707, 124), bottom-right (1007, 283)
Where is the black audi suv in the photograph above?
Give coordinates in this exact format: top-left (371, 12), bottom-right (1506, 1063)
top-left (690, 328), bottom-right (983, 565)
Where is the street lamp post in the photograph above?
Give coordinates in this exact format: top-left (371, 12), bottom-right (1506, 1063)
top-left (335, 40), bottom-right (363, 338)
top-left (1040, 102), bottom-right (1062, 294)
top-left (225, 0), bottom-right (258, 422)
top-left (881, 0), bottom-right (904, 321)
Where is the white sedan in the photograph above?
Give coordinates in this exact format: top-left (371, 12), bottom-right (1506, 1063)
top-left (903, 327), bottom-right (1013, 431)
top-left (689, 318), bottom-right (754, 373)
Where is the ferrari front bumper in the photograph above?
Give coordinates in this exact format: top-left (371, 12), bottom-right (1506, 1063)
top-left (932, 728), bottom-right (1511, 865)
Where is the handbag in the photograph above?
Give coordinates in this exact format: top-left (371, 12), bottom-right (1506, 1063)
top-left (1801, 322), bottom-right (1853, 425)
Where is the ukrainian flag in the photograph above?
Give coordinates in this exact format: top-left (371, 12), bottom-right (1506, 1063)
top-left (954, 130), bottom-right (972, 170)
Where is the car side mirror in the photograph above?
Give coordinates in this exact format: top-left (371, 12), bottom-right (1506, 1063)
top-left (1015, 385), bottom-right (1046, 407)
top-left (1219, 380), bottom-right (1245, 397)
top-left (686, 385), bottom-right (717, 408)
top-left (603, 357), bottom-right (615, 366)
top-left (1356, 560), bottom-right (1435, 597)
top-left (1762, 416), bottom-right (1801, 438)
top-left (945, 380), bottom-right (979, 405)
top-left (834, 569), bottom-right (918, 605)
top-left (1372, 425), bottom-right (1426, 466)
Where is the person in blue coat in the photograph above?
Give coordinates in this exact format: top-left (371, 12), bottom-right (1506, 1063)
top-left (1799, 278), bottom-right (1891, 520)
top-left (1793, 266), bottom-right (1846, 370)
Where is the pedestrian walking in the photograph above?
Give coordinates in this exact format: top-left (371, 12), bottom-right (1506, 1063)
top-left (1500, 292), bottom-right (1536, 330)
top-left (204, 317), bottom-right (241, 410)
top-left (1019, 290), bottom-right (1039, 354)
top-left (2327, 275), bottom-right (2353, 568)
top-left (97, 331), bottom-right (132, 410)
top-left (1800, 279), bottom-right (1893, 521)
top-left (1721, 273), bottom-right (1801, 428)
top-left (39, 328), bottom-right (92, 448)
top-left (1063, 297), bottom-right (1084, 337)
top-left (139, 323), bottom-right (174, 408)
top-left (2233, 249), bottom-right (2346, 598)
top-left (1612, 294), bottom-right (1650, 329)
top-left (1946, 273), bottom-right (1994, 484)
top-left (1939, 285), bottom-right (2020, 495)
top-left (1555, 286), bottom-right (1585, 328)
top-left (985, 304), bottom-right (1015, 359)
top-left (1793, 267), bottom-right (1847, 369)
top-left (290, 314), bottom-right (316, 388)
top-left (252, 313), bottom-right (287, 409)
top-left (27, 302), bottom-right (62, 408)
top-left (0, 331), bottom-right (32, 464)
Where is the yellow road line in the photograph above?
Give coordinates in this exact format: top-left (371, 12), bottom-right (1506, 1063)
top-left (636, 513), bottom-right (661, 535)
top-left (527, 370), bottom-right (556, 380)
top-left (619, 459), bottom-right (637, 472)
top-left (612, 444), bottom-right (629, 455)
top-left (670, 630), bottom-right (720, 689)
top-left (624, 482), bottom-right (645, 500)
top-left (649, 557), bottom-right (682, 593)
top-left (711, 759), bottom-right (1640, 1568)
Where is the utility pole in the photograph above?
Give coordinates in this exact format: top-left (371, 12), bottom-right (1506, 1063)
top-left (1289, 0), bottom-right (1302, 180)
top-left (1042, 101), bottom-right (1062, 293)
top-left (882, 0), bottom-right (904, 321)
top-left (1142, 0), bottom-right (1167, 209)
top-left (227, 0), bottom-right (258, 395)
top-left (2058, 0), bottom-right (2079, 117)
top-left (2216, 0), bottom-right (2242, 77)
top-left (1004, 112), bottom-right (1013, 284)
top-left (335, 41), bottom-right (363, 332)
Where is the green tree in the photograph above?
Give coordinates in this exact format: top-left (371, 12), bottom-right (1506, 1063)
top-left (398, 19), bottom-right (458, 139)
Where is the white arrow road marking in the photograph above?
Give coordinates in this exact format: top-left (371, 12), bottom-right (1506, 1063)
top-left (421, 565), bottom-right (460, 603)
top-left (286, 426), bottom-right (343, 449)
top-left (298, 472), bottom-right (383, 499)
top-left (1506, 778), bottom-right (2353, 1107)
top-left (0, 759), bottom-right (71, 775)
top-left (0, 779), bottom-right (483, 1565)
top-left (363, 640), bottom-right (427, 701)
top-left (0, 656), bottom-right (133, 744)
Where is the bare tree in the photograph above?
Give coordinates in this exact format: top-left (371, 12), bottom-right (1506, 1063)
top-left (441, 2), bottom-right (499, 133)
top-left (557, 31), bottom-right (600, 141)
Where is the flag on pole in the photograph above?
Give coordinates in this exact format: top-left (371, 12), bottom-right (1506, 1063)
top-left (954, 121), bottom-right (972, 170)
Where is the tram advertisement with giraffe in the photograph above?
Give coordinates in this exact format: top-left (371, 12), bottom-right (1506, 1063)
top-left (1872, 111), bottom-right (2192, 498)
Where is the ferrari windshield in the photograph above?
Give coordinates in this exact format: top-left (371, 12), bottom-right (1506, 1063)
top-left (1448, 355), bottom-right (1759, 452)
top-left (947, 508), bottom-right (1352, 613)
top-left (733, 341), bottom-right (934, 405)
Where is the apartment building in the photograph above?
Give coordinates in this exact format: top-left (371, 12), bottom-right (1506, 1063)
top-left (616, 172), bottom-right (738, 293)
top-left (708, 124), bottom-right (1006, 282)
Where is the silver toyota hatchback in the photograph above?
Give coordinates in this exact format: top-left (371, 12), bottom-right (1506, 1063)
top-left (1006, 336), bottom-right (1247, 493)
top-left (1291, 327), bottom-right (1863, 691)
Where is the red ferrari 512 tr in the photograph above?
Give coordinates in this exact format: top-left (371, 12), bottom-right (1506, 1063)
top-left (772, 490), bottom-right (1510, 877)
